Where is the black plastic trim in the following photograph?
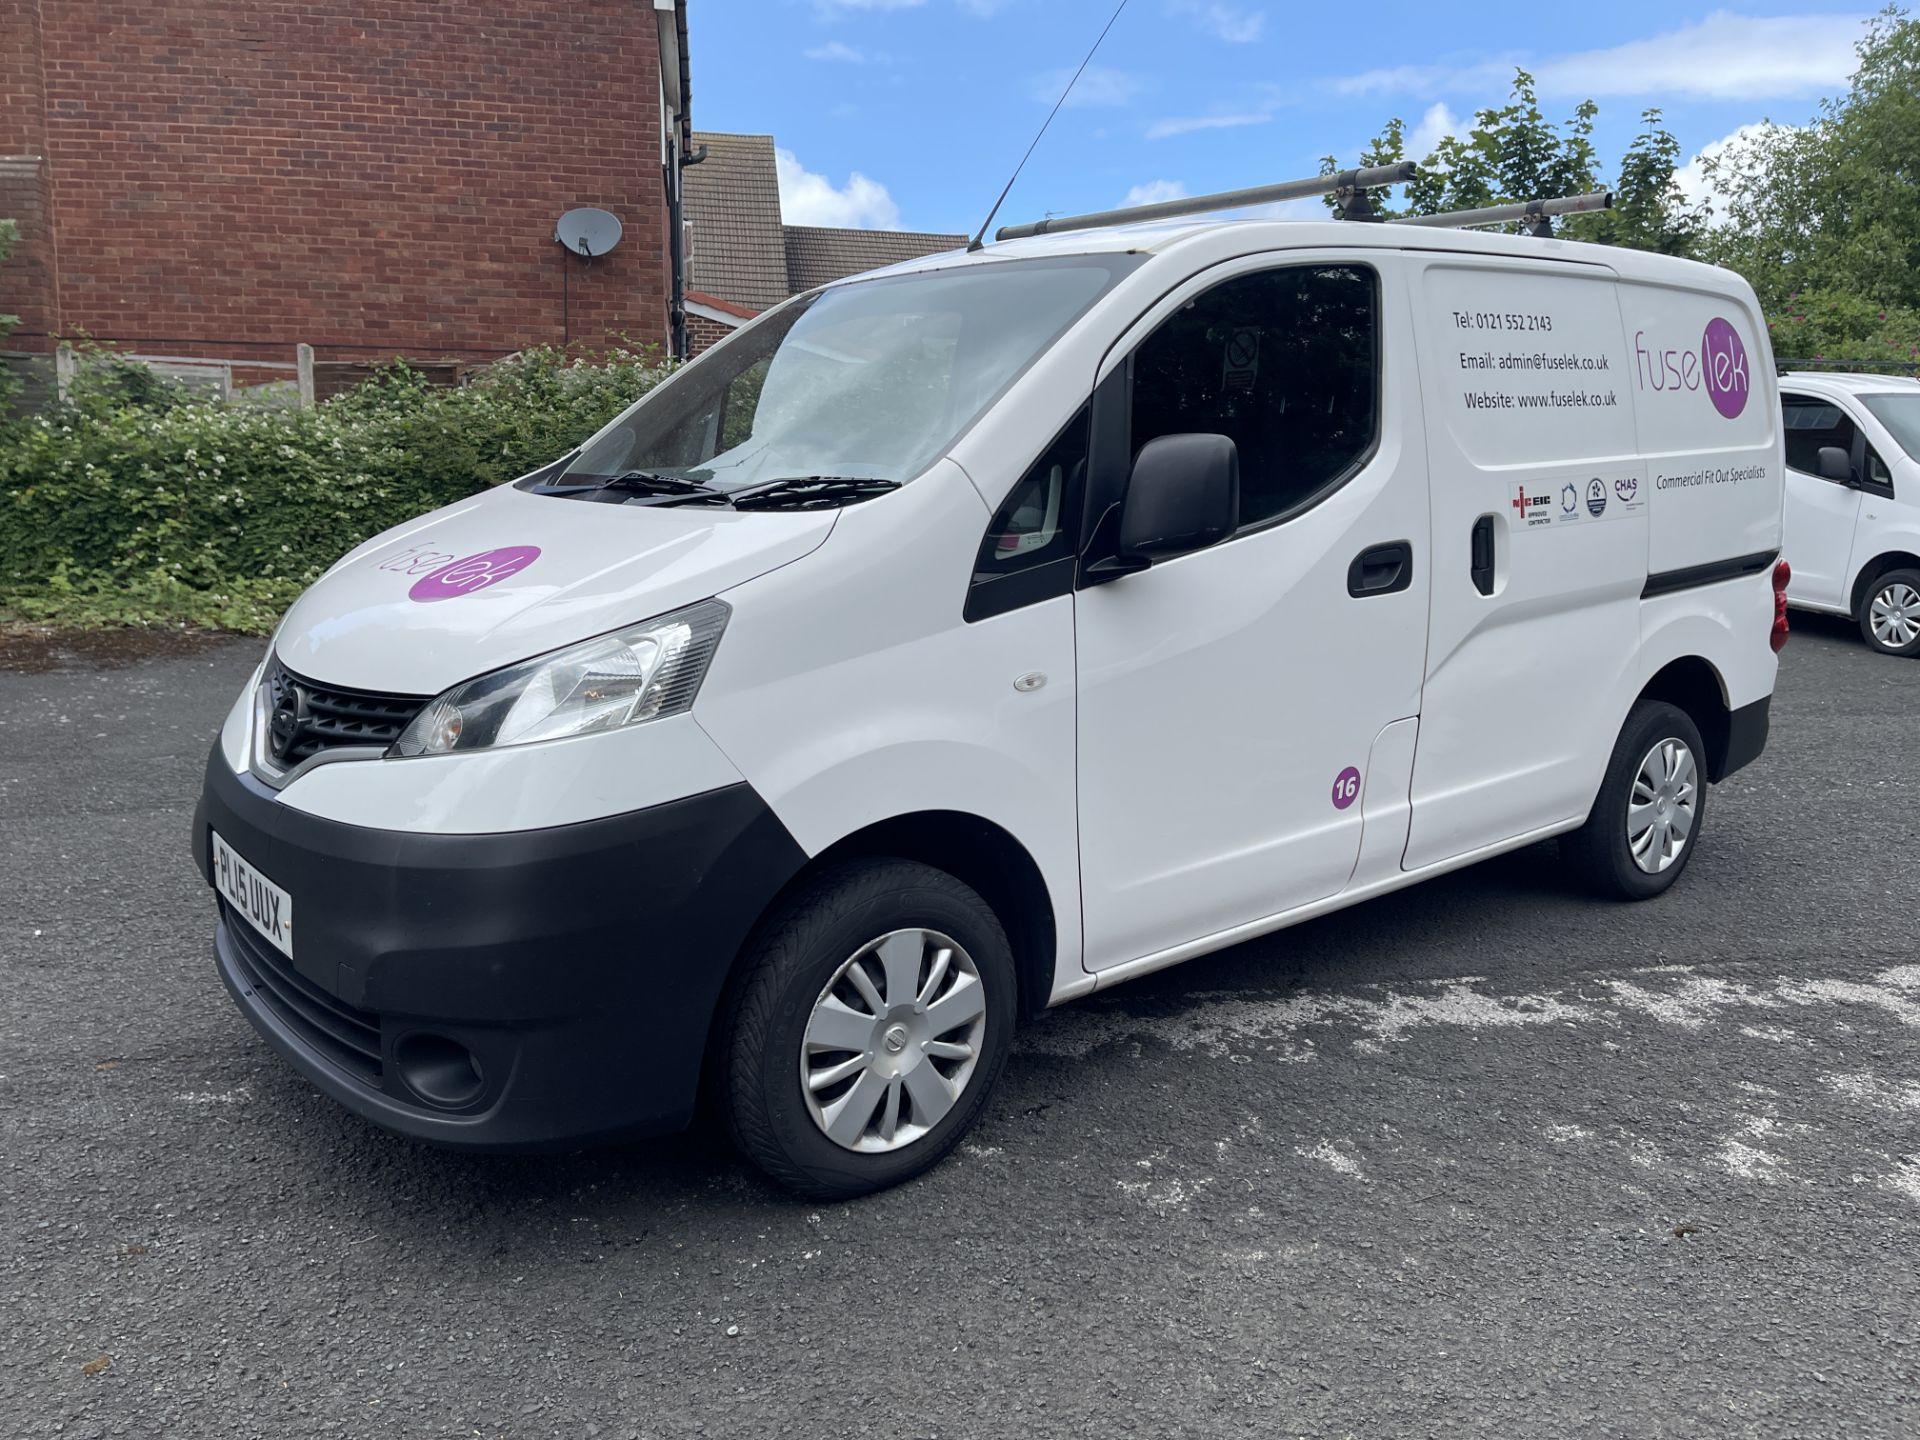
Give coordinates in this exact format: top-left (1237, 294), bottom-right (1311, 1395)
top-left (1347, 540), bottom-right (1414, 597)
top-left (1717, 695), bottom-right (1771, 781)
top-left (192, 746), bottom-right (809, 1150)
top-left (1641, 549), bottom-right (1779, 599)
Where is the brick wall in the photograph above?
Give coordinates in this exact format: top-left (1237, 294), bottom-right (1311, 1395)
top-left (0, 0), bottom-right (671, 363)
top-left (687, 311), bottom-right (739, 355)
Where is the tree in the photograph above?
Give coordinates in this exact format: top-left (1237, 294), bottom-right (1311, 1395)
top-left (1702, 8), bottom-right (1920, 311)
top-left (1323, 74), bottom-right (1697, 254)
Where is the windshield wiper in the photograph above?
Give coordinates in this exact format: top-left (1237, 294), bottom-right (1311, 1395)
top-left (595, 470), bottom-right (734, 503)
top-left (728, 476), bottom-right (902, 511)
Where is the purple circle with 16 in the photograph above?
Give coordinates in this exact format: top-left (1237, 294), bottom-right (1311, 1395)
top-left (408, 546), bottom-right (542, 603)
top-left (1331, 766), bottom-right (1362, 811)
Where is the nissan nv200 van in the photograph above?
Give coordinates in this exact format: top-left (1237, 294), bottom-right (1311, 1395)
top-left (1779, 371), bottom-right (1920, 656)
top-left (194, 218), bottom-right (1787, 1197)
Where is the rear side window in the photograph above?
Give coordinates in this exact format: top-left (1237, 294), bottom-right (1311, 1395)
top-left (1130, 265), bottom-right (1380, 530)
top-left (1781, 394), bottom-right (1858, 476)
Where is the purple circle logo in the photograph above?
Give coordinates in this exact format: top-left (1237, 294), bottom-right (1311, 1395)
top-left (1332, 766), bottom-right (1362, 811)
top-left (1701, 318), bottom-right (1749, 420)
top-left (408, 546), bottom-right (541, 603)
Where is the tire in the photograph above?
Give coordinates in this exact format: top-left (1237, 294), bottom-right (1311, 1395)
top-left (1562, 700), bottom-right (1708, 900)
top-left (1858, 567), bottom-right (1920, 657)
top-left (721, 858), bottom-right (1017, 1200)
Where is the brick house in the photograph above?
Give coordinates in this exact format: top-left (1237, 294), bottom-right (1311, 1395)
top-left (681, 131), bottom-right (964, 352)
top-left (1, 0), bottom-right (697, 401)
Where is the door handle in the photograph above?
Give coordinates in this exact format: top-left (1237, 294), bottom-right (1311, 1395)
top-left (1470, 515), bottom-right (1495, 596)
top-left (1347, 540), bottom-right (1413, 597)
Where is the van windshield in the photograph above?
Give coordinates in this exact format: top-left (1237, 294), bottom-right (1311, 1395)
top-left (1860, 393), bottom-right (1920, 461)
top-left (550, 254), bottom-right (1140, 496)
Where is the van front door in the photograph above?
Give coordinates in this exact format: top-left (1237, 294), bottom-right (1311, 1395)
top-left (1074, 257), bottom-right (1430, 973)
top-left (1781, 392), bottom-right (1864, 610)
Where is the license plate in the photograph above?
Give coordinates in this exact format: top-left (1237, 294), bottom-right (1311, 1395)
top-left (212, 831), bottom-right (295, 959)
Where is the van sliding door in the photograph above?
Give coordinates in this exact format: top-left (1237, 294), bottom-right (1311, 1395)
top-left (1402, 258), bottom-right (1649, 869)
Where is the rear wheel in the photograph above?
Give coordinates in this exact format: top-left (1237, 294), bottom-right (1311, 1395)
top-left (1563, 700), bottom-right (1707, 900)
top-left (722, 859), bottom-right (1016, 1199)
top-left (1859, 568), bottom-right (1920, 657)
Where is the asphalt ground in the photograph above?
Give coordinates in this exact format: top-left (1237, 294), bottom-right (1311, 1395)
top-left (3, 614), bottom-right (1917, 1438)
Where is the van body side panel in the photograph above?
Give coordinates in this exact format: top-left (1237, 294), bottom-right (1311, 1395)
top-left (1614, 281), bottom-right (1781, 577)
top-left (1075, 254), bottom-right (1430, 972)
top-left (1403, 258), bottom-right (1649, 870)
top-left (690, 462), bottom-right (1087, 1001)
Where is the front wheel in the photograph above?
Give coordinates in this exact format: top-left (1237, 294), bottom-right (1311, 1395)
top-left (1860, 568), bottom-right (1920, 657)
top-left (722, 859), bottom-right (1017, 1199)
top-left (1562, 700), bottom-right (1708, 900)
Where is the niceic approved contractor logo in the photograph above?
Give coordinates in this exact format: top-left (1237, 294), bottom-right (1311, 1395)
top-left (1633, 318), bottom-right (1749, 420)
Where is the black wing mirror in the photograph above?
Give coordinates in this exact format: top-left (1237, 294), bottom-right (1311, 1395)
top-left (1816, 445), bottom-right (1856, 485)
top-left (1117, 434), bottom-right (1240, 563)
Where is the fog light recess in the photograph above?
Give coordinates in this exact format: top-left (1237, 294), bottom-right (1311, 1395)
top-left (393, 1032), bottom-right (485, 1109)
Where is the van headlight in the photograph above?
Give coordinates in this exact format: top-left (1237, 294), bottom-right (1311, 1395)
top-left (389, 600), bottom-right (729, 757)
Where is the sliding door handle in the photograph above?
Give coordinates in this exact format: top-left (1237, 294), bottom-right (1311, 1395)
top-left (1470, 515), bottom-right (1495, 596)
top-left (1348, 540), bottom-right (1414, 597)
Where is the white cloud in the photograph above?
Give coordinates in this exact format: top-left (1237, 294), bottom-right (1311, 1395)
top-left (1331, 11), bottom-right (1869, 102)
top-left (1145, 110), bottom-right (1273, 140)
top-left (775, 148), bottom-right (903, 229)
top-left (1405, 101), bottom-right (1459, 160)
top-left (1123, 179), bottom-right (1187, 207)
top-left (1031, 64), bottom-right (1145, 108)
top-left (804, 41), bottom-right (867, 62)
top-left (957, 0), bottom-right (1015, 13)
top-left (1245, 196), bottom-right (1331, 221)
top-left (1673, 122), bottom-right (1796, 222)
top-left (1168, 1), bottom-right (1265, 43)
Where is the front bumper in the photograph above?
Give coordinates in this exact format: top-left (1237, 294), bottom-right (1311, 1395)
top-left (191, 746), bottom-right (807, 1150)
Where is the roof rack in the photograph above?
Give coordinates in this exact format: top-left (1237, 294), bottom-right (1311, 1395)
top-left (1396, 191), bottom-right (1614, 237)
top-left (1776, 359), bottom-right (1920, 379)
top-left (994, 162), bottom-right (1417, 242)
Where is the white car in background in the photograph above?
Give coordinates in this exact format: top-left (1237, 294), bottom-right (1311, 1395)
top-left (1780, 372), bottom-right (1920, 656)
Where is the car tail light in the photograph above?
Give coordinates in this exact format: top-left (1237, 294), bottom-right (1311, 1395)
top-left (1770, 558), bottom-right (1791, 653)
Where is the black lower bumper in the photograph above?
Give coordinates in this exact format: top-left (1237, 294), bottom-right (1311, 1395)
top-left (192, 746), bottom-right (807, 1150)
top-left (1717, 695), bottom-right (1771, 782)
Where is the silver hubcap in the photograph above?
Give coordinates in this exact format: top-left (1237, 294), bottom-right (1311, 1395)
top-left (1627, 737), bottom-right (1698, 874)
top-left (1869, 582), bottom-right (1920, 649)
top-left (800, 928), bottom-right (987, 1154)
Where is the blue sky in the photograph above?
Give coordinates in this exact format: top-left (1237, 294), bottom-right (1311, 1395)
top-left (691, 1), bottom-right (1877, 235)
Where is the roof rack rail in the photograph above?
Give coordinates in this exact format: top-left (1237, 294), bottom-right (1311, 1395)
top-left (1775, 358), bottom-right (1920, 378)
top-left (1397, 191), bottom-right (1614, 237)
top-left (994, 162), bottom-right (1417, 242)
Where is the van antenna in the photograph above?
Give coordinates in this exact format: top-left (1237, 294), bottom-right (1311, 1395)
top-left (966, 0), bottom-right (1132, 254)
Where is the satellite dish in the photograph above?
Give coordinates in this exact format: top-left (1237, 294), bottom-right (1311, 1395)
top-left (555, 207), bottom-right (622, 259)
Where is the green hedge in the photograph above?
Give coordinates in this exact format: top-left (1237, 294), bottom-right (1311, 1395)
top-left (0, 347), bottom-right (670, 632)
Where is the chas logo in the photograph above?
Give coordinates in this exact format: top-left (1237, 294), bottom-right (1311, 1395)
top-left (1633, 317), bottom-right (1749, 420)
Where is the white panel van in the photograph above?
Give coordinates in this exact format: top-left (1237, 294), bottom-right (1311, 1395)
top-left (1777, 372), bottom-right (1920, 656)
top-left (194, 221), bottom-right (1787, 1197)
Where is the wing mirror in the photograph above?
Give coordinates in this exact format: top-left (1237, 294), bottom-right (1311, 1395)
top-left (1816, 445), bottom-right (1856, 486)
top-left (1116, 433), bottom-right (1240, 563)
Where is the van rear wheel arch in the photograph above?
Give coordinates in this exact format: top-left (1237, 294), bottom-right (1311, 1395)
top-left (1633, 656), bottom-right (1733, 781)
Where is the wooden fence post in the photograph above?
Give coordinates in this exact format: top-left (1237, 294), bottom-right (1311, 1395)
top-left (296, 343), bottom-right (315, 409)
top-left (54, 341), bottom-right (76, 401)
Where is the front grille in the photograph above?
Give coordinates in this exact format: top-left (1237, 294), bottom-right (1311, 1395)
top-left (265, 659), bottom-right (426, 768)
top-left (222, 903), bottom-right (384, 1084)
